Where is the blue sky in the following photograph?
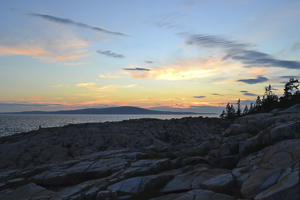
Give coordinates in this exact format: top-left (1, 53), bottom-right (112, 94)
top-left (1, 0), bottom-right (300, 113)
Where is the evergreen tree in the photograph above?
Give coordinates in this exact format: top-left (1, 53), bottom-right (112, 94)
top-left (255, 96), bottom-right (262, 113)
top-left (243, 105), bottom-right (249, 116)
top-left (219, 110), bottom-right (226, 119)
top-left (283, 77), bottom-right (299, 100)
top-left (249, 103), bottom-right (254, 113)
top-left (236, 98), bottom-right (241, 117)
top-left (230, 104), bottom-right (236, 119)
top-left (225, 103), bottom-right (236, 119)
top-left (262, 84), bottom-right (278, 112)
top-left (219, 78), bottom-right (300, 118)
top-left (255, 96), bottom-right (262, 107)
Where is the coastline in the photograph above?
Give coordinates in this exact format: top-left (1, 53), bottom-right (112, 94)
top-left (1, 105), bottom-right (300, 199)
top-left (0, 113), bottom-right (219, 138)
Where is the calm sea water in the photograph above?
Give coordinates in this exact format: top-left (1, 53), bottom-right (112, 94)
top-left (0, 114), bottom-right (219, 137)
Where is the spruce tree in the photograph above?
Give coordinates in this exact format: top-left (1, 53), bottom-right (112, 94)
top-left (243, 105), bottom-right (249, 116)
top-left (236, 98), bottom-right (241, 117)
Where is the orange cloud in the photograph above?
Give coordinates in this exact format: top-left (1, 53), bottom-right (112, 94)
top-left (123, 59), bottom-right (224, 80)
top-left (76, 82), bottom-right (138, 92)
top-left (99, 73), bottom-right (122, 79)
top-left (77, 99), bottom-right (119, 106)
top-left (122, 56), bottom-right (274, 83)
top-left (0, 46), bottom-right (48, 56)
top-left (51, 84), bottom-right (70, 87)
top-left (0, 32), bottom-right (90, 61)
top-left (52, 84), bottom-right (64, 87)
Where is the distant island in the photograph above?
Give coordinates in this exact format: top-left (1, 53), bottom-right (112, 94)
top-left (1, 106), bottom-right (214, 115)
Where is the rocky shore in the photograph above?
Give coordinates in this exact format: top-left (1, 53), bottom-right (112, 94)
top-left (1, 105), bottom-right (300, 200)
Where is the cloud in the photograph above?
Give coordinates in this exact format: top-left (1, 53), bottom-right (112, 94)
top-left (237, 76), bottom-right (268, 84)
top-left (244, 92), bottom-right (258, 96)
top-left (186, 34), bottom-right (249, 50)
top-left (0, 30), bottom-right (91, 61)
top-left (231, 50), bottom-right (300, 69)
top-left (0, 46), bottom-right (48, 57)
top-left (52, 84), bottom-right (69, 88)
top-left (240, 91), bottom-right (258, 96)
top-left (279, 76), bottom-right (300, 79)
top-left (0, 102), bottom-right (62, 106)
top-left (29, 13), bottom-right (127, 36)
top-left (97, 50), bottom-right (125, 58)
top-left (52, 84), bottom-right (63, 87)
top-left (76, 82), bottom-right (137, 92)
top-left (122, 59), bottom-right (223, 80)
top-left (99, 74), bottom-right (122, 79)
top-left (193, 96), bottom-right (206, 98)
top-left (123, 67), bottom-right (151, 71)
top-left (151, 13), bottom-right (186, 29)
top-left (185, 34), bottom-right (300, 69)
top-left (212, 93), bottom-right (224, 96)
top-left (145, 61), bottom-right (153, 64)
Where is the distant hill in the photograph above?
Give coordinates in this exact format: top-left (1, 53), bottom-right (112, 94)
top-left (1, 106), bottom-right (203, 115)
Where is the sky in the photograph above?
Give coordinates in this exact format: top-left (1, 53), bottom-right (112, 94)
top-left (1, 0), bottom-right (300, 113)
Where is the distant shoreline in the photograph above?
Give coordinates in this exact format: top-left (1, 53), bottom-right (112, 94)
top-left (0, 106), bottom-right (214, 115)
top-left (0, 112), bottom-right (217, 115)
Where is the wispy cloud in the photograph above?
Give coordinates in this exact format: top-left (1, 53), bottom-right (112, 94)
top-left (151, 13), bottom-right (186, 29)
top-left (29, 13), bottom-right (127, 36)
top-left (145, 61), bottom-right (153, 64)
top-left (186, 34), bottom-right (250, 50)
top-left (0, 32), bottom-right (91, 61)
top-left (52, 84), bottom-right (63, 87)
top-left (122, 59), bottom-right (222, 80)
top-left (52, 84), bottom-right (69, 88)
top-left (76, 82), bottom-right (137, 92)
top-left (193, 96), bottom-right (206, 98)
top-left (123, 67), bottom-right (151, 71)
top-left (99, 74), bottom-right (122, 79)
top-left (0, 102), bottom-right (62, 107)
top-left (97, 50), bottom-right (125, 58)
top-left (212, 93), bottom-right (224, 96)
top-left (230, 50), bottom-right (300, 69)
top-left (185, 34), bottom-right (300, 69)
top-left (76, 99), bottom-right (119, 106)
top-left (279, 75), bottom-right (300, 79)
top-left (240, 91), bottom-right (258, 96)
top-left (237, 76), bottom-right (268, 84)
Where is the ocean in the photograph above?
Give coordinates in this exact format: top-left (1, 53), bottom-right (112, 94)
top-left (0, 113), bottom-right (219, 137)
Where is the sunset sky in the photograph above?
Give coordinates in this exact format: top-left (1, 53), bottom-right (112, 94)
top-left (1, 0), bottom-right (300, 113)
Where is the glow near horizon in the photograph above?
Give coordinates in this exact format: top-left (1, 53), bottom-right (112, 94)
top-left (1, 0), bottom-right (300, 112)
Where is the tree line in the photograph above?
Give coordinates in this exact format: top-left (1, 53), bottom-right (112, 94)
top-left (220, 77), bottom-right (300, 119)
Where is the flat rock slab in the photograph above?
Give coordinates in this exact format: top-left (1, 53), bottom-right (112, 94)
top-left (239, 139), bottom-right (300, 199)
top-left (151, 189), bottom-right (234, 200)
top-left (108, 174), bottom-right (173, 196)
top-left (161, 165), bottom-right (234, 195)
top-left (0, 183), bottom-right (54, 200)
